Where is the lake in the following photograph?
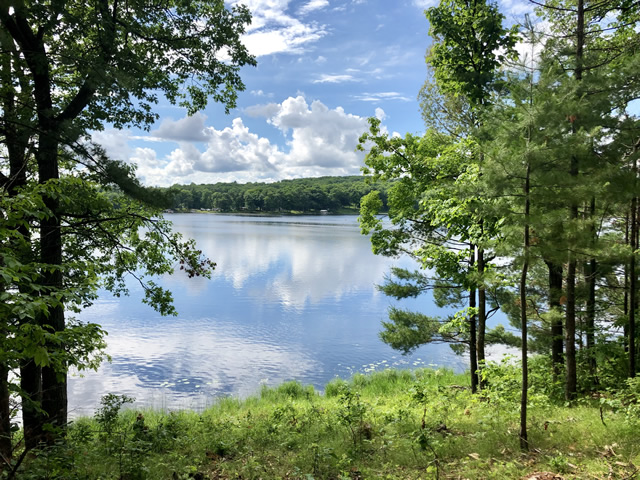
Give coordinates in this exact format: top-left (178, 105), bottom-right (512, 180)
top-left (68, 214), bottom-right (467, 417)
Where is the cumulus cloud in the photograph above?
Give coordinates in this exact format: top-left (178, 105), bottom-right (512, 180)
top-left (95, 97), bottom-right (379, 186)
top-left (152, 113), bottom-right (210, 142)
top-left (226, 0), bottom-right (328, 57)
top-left (195, 118), bottom-right (280, 173)
top-left (244, 103), bottom-right (281, 118)
top-left (267, 96), bottom-right (369, 170)
top-left (90, 129), bottom-right (132, 161)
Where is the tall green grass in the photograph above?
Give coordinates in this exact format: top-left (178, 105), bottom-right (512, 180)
top-left (5, 366), bottom-right (639, 480)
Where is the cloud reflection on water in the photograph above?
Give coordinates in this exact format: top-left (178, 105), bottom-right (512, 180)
top-left (69, 316), bottom-right (319, 416)
top-left (165, 215), bottom-right (409, 308)
top-left (71, 214), bottom-right (461, 417)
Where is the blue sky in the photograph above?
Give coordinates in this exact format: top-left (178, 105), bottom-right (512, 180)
top-left (93, 0), bottom-right (533, 187)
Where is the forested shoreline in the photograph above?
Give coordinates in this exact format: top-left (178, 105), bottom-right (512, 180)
top-left (161, 176), bottom-right (389, 213)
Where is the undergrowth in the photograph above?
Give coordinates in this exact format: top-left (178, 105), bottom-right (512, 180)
top-left (3, 363), bottom-right (639, 480)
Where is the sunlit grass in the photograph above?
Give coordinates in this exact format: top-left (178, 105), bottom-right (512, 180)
top-left (9, 367), bottom-right (640, 479)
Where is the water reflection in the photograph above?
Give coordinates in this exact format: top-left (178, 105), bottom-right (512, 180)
top-left (70, 214), bottom-right (465, 417)
top-left (167, 215), bottom-right (395, 308)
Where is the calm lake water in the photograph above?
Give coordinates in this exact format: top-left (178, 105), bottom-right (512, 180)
top-left (68, 214), bottom-right (466, 417)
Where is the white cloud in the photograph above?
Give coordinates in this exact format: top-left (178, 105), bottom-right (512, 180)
top-left (166, 145), bottom-right (199, 177)
top-left (196, 118), bottom-right (280, 173)
top-left (101, 97), bottom-right (373, 186)
top-left (499, 0), bottom-right (534, 17)
top-left (412, 0), bottom-right (438, 8)
top-left (353, 91), bottom-right (411, 102)
top-left (413, 0), bottom-right (532, 18)
top-left (244, 103), bottom-right (281, 118)
top-left (226, 0), bottom-right (328, 57)
top-left (132, 147), bottom-right (162, 169)
top-left (90, 129), bottom-right (132, 162)
top-left (299, 0), bottom-right (329, 15)
top-left (242, 23), bottom-right (327, 56)
top-left (263, 96), bottom-right (368, 171)
top-left (152, 113), bottom-right (210, 142)
top-left (250, 89), bottom-right (273, 97)
top-left (313, 74), bottom-right (359, 84)
top-left (509, 19), bottom-right (550, 71)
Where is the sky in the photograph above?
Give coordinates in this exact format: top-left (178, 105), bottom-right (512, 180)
top-left (93, 0), bottom-right (534, 187)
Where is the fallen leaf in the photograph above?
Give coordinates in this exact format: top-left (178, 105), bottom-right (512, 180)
top-left (521, 472), bottom-right (565, 480)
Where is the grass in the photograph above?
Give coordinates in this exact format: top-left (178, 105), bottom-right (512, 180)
top-left (6, 365), bottom-right (640, 480)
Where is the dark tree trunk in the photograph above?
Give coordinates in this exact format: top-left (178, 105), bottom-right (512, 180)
top-left (585, 198), bottom-right (597, 385)
top-left (37, 132), bottom-right (67, 429)
top-left (26, 23), bottom-right (68, 431)
top-left (630, 191), bottom-right (637, 378)
top-left (564, 0), bottom-right (584, 401)
top-left (1, 57), bottom-right (47, 449)
top-left (565, 148), bottom-right (579, 398)
top-left (545, 260), bottom-right (564, 380)
top-left (585, 258), bottom-right (597, 378)
top-left (20, 361), bottom-right (42, 450)
top-left (478, 246), bottom-right (486, 369)
top-left (520, 163), bottom-right (531, 451)
top-left (469, 246), bottom-right (479, 394)
top-left (566, 257), bottom-right (578, 399)
top-left (625, 212), bottom-right (630, 353)
top-left (0, 363), bottom-right (11, 465)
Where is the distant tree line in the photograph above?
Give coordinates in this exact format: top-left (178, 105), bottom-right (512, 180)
top-left (161, 176), bottom-right (389, 213)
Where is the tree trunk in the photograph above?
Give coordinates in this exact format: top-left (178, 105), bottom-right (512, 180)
top-left (37, 132), bottom-right (67, 429)
top-left (565, 254), bottom-right (578, 399)
top-left (520, 163), bottom-right (531, 452)
top-left (0, 363), bottom-right (11, 465)
top-left (469, 246), bottom-right (479, 393)
top-left (545, 260), bottom-right (564, 380)
top-left (478, 246), bottom-right (486, 369)
top-left (625, 212), bottom-right (630, 353)
top-left (20, 360), bottom-right (42, 450)
top-left (29, 28), bottom-right (68, 431)
top-left (630, 190), bottom-right (637, 378)
top-left (585, 197), bottom-right (597, 385)
top-left (564, 0), bottom-right (584, 400)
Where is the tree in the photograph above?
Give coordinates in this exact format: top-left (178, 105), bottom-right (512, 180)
top-left (424, 0), bottom-right (518, 377)
top-left (0, 0), bottom-right (255, 456)
top-left (358, 121), bottom-right (498, 392)
top-left (359, 0), bottom-right (518, 392)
